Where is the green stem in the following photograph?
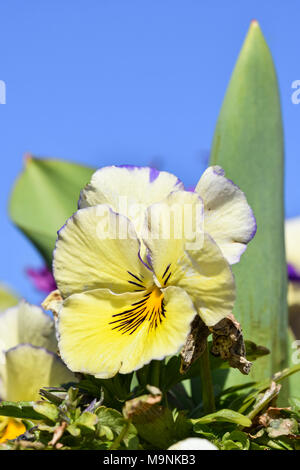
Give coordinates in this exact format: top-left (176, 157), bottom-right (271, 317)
top-left (109, 419), bottom-right (131, 450)
top-left (150, 360), bottom-right (161, 388)
top-left (199, 340), bottom-right (216, 414)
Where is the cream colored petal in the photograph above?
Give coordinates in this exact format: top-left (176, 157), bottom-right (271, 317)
top-left (79, 165), bottom-right (183, 209)
top-left (57, 286), bottom-right (196, 378)
top-left (285, 217), bottom-right (300, 273)
top-left (195, 166), bottom-right (256, 264)
top-left (143, 190), bottom-right (204, 286)
top-left (78, 166), bottom-right (184, 237)
top-left (176, 234), bottom-right (236, 326)
top-left (3, 344), bottom-right (75, 401)
top-left (0, 367), bottom-right (6, 400)
top-left (168, 438), bottom-right (218, 450)
top-left (54, 205), bottom-right (153, 298)
top-left (288, 281), bottom-right (300, 308)
top-left (143, 191), bottom-right (234, 326)
top-left (0, 301), bottom-right (57, 353)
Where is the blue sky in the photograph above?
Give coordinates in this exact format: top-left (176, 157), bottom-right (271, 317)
top-left (1, 1), bottom-right (300, 304)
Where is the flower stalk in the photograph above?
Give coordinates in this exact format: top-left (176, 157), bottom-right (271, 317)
top-left (199, 340), bottom-right (216, 414)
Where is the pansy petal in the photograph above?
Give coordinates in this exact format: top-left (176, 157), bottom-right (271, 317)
top-left (176, 234), bottom-right (236, 326)
top-left (0, 419), bottom-right (26, 444)
top-left (0, 301), bottom-right (57, 353)
top-left (195, 166), bottom-right (256, 264)
top-left (143, 190), bottom-right (204, 286)
top-left (285, 217), bottom-right (300, 274)
top-left (2, 344), bottom-right (75, 401)
top-left (54, 206), bottom-right (152, 298)
top-left (78, 166), bottom-right (184, 235)
top-left (58, 286), bottom-right (196, 378)
top-left (145, 195), bottom-right (235, 326)
top-left (79, 165), bottom-right (183, 208)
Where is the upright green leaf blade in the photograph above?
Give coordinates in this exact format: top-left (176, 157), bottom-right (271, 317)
top-left (0, 401), bottom-right (45, 420)
top-left (210, 22), bottom-right (288, 385)
top-left (9, 156), bottom-right (94, 266)
top-left (192, 409), bottom-right (252, 428)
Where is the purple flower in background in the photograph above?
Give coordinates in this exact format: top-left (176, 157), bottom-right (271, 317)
top-left (287, 263), bottom-right (300, 283)
top-left (26, 266), bottom-right (57, 294)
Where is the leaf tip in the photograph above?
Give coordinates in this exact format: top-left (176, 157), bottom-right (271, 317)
top-left (23, 152), bottom-right (33, 167)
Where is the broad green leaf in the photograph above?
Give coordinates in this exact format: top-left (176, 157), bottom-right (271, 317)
top-left (0, 284), bottom-right (19, 311)
top-left (9, 156), bottom-right (94, 266)
top-left (123, 393), bottom-right (191, 449)
top-left (221, 430), bottom-right (250, 450)
top-left (67, 411), bottom-right (98, 436)
top-left (130, 406), bottom-right (176, 449)
top-left (0, 401), bottom-right (45, 420)
top-left (210, 21), bottom-right (288, 387)
top-left (235, 364), bottom-right (300, 416)
top-left (192, 409), bottom-right (252, 428)
top-left (75, 411), bottom-right (98, 431)
top-left (95, 406), bottom-right (137, 448)
top-left (33, 401), bottom-right (59, 422)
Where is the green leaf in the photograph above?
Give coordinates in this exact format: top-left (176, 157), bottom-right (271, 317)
top-left (33, 401), bottom-right (59, 422)
top-left (95, 406), bottom-right (137, 448)
top-left (289, 397), bottom-right (300, 416)
top-left (9, 156), bottom-right (94, 266)
top-left (75, 411), bottom-right (98, 430)
top-left (210, 21), bottom-right (288, 388)
top-left (222, 430), bottom-right (250, 450)
top-left (192, 409), bottom-right (252, 428)
top-left (67, 411), bottom-right (99, 436)
top-left (0, 401), bottom-right (46, 420)
top-left (245, 382), bottom-right (281, 420)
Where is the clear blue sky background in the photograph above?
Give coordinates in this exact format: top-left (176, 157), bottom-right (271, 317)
top-left (1, 1), bottom-right (300, 304)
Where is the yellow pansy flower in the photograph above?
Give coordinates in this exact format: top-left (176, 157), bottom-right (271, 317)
top-left (0, 302), bottom-right (75, 443)
top-left (44, 189), bottom-right (235, 379)
top-left (0, 418), bottom-right (26, 444)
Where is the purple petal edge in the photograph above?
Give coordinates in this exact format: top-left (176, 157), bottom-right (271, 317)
top-left (287, 263), bottom-right (300, 282)
top-left (149, 167), bottom-right (160, 183)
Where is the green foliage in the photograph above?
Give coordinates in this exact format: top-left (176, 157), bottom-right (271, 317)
top-left (0, 363), bottom-right (299, 450)
top-left (95, 407), bottom-right (138, 449)
top-left (0, 387), bottom-right (138, 450)
top-left (33, 402), bottom-right (59, 422)
top-left (9, 156), bottom-right (94, 266)
top-left (0, 401), bottom-right (46, 421)
top-left (192, 409), bottom-right (252, 428)
top-left (210, 21), bottom-right (288, 388)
